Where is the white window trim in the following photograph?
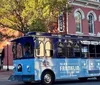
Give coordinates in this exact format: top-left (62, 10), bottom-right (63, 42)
top-left (74, 8), bottom-right (84, 33)
top-left (87, 10), bottom-right (97, 21)
top-left (97, 32), bottom-right (100, 37)
top-left (87, 11), bottom-right (96, 34)
top-left (89, 33), bottom-right (96, 36)
top-left (74, 8), bottom-right (85, 19)
top-left (76, 32), bottom-right (84, 35)
top-left (99, 15), bottom-right (100, 22)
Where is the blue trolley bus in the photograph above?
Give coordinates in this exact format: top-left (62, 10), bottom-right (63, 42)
top-left (9, 32), bottom-right (100, 85)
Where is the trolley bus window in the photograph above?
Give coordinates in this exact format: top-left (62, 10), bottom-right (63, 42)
top-left (81, 45), bottom-right (88, 58)
top-left (57, 42), bottom-right (64, 57)
top-left (63, 39), bottom-right (73, 58)
top-left (17, 43), bottom-right (23, 58)
top-left (12, 42), bottom-right (17, 59)
top-left (35, 40), bottom-right (44, 57)
top-left (66, 40), bottom-right (73, 58)
top-left (63, 40), bottom-right (67, 57)
top-left (81, 41), bottom-right (100, 58)
top-left (81, 40), bottom-right (90, 58)
top-left (23, 43), bottom-right (33, 57)
top-left (45, 41), bottom-right (53, 57)
top-left (96, 45), bottom-right (100, 57)
top-left (12, 43), bottom-right (23, 59)
top-left (73, 42), bottom-right (81, 57)
top-left (89, 45), bottom-right (95, 58)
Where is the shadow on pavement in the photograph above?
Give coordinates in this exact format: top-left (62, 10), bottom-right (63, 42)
top-left (54, 79), bottom-right (100, 85)
top-left (8, 79), bottom-right (100, 85)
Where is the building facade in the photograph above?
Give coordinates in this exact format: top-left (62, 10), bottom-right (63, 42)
top-left (57, 0), bottom-right (100, 37)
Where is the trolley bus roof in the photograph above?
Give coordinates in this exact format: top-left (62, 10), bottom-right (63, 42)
top-left (11, 32), bottom-right (100, 43)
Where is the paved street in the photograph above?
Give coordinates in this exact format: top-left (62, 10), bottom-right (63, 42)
top-left (0, 70), bottom-right (12, 81)
top-left (0, 71), bottom-right (100, 85)
top-left (0, 79), bottom-right (100, 85)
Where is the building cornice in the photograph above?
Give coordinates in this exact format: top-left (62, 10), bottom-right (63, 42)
top-left (69, 0), bottom-right (100, 10)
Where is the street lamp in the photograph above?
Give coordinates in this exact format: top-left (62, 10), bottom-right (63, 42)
top-left (7, 42), bottom-right (10, 71)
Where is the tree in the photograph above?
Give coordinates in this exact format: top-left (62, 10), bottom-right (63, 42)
top-left (0, 0), bottom-right (72, 34)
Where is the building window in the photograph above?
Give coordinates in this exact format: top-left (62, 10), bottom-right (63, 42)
top-left (88, 13), bottom-right (94, 34)
top-left (35, 40), bottom-right (45, 57)
top-left (87, 11), bottom-right (97, 35)
top-left (75, 11), bottom-right (82, 32)
top-left (74, 8), bottom-right (85, 34)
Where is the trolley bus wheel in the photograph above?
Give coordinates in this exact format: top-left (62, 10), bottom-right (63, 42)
top-left (41, 71), bottom-right (54, 85)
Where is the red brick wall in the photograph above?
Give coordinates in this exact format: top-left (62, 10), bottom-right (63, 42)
top-left (68, 5), bottom-right (100, 35)
top-left (3, 44), bottom-right (13, 66)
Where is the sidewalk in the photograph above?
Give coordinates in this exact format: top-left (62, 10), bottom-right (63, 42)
top-left (0, 70), bottom-right (13, 81)
top-left (0, 69), bottom-right (12, 74)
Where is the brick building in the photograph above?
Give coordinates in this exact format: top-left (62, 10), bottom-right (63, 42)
top-left (0, 28), bottom-right (22, 70)
top-left (57, 0), bottom-right (100, 36)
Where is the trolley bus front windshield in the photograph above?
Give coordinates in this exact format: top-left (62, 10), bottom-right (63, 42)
top-left (12, 37), bottom-right (34, 59)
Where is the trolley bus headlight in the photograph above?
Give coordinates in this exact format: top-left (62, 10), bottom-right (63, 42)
top-left (18, 64), bottom-right (22, 72)
top-left (27, 65), bottom-right (30, 72)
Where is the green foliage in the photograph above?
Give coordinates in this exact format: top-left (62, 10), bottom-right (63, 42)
top-left (0, 0), bottom-right (71, 34)
top-left (30, 18), bottom-right (47, 32)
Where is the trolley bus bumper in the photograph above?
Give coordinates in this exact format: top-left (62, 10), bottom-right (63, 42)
top-left (8, 75), bottom-right (34, 82)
